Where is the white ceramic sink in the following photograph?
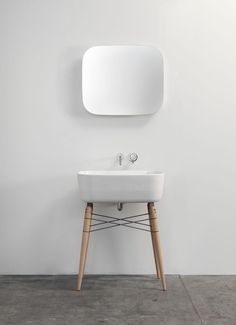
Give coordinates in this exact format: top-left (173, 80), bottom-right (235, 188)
top-left (77, 170), bottom-right (165, 203)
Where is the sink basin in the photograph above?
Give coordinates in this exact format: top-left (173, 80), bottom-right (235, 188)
top-left (77, 170), bottom-right (165, 203)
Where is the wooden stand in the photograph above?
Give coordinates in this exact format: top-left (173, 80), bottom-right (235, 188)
top-left (77, 203), bottom-right (93, 291)
top-left (77, 202), bottom-right (166, 291)
top-left (148, 202), bottom-right (166, 291)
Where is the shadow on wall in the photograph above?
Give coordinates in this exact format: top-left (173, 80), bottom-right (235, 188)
top-left (0, 177), bottom-right (81, 273)
top-left (58, 46), bottom-right (154, 128)
top-left (0, 177), bottom-right (144, 274)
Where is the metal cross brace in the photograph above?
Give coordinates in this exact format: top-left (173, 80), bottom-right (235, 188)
top-left (89, 212), bottom-right (152, 232)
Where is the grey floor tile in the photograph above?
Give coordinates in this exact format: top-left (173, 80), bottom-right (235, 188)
top-left (181, 275), bottom-right (236, 325)
top-left (0, 306), bottom-right (10, 325)
top-left (222, 275), bottom-right (236, 291)
top-left (1, 275), bottom-right (235, 325)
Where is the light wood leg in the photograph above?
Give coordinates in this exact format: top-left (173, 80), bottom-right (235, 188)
top-left (148, 204), bottom-right (161, 279)
top-left (148, 202), bottom-right (166, 291)
top-left (77, 203), bottom-right (93, 291)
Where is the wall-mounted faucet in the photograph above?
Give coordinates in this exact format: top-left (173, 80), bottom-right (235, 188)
top-left (116, 152), bottom-right (138, 211)
top-left (117, 152), bottom-right (138, 165)
top-left (128, 152), bottom-right (138, 163)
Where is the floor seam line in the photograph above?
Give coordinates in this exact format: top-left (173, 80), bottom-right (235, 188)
top-left (179, 275), bottom-right (204, 325)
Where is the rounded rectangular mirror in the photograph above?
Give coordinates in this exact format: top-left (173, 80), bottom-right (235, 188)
top-left (82, 45), bottom-right (163, 116)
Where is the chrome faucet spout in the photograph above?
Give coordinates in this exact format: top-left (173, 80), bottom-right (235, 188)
top-left (117, 153), bottom-right (124, 166)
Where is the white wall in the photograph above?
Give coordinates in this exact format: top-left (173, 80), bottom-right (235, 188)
top-left (0, 0), bottom-right (236, 275)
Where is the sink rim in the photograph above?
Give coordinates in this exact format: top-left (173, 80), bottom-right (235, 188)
top-left (78, 170), bottom-right (164, 176)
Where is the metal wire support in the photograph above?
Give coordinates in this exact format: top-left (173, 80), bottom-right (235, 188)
top-left (89, 211), bottom-right (154, 232)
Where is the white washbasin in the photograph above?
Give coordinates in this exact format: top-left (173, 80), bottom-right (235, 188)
top-left (77, 170), bottom-right (165, 203)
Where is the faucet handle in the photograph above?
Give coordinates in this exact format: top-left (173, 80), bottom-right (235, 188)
top-left (128, 152), bottom-right (138, 163)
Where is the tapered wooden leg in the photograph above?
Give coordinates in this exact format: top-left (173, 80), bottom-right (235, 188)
top-left (148, 204), bottom-right (161, 279)
top-left (77, 203), bottom-right (93, 291)
top-left (148, 202), bottom-right (166, 291)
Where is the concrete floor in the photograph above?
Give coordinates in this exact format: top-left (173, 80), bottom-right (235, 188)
top-left (0, 275), bottom-right (236, 325)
